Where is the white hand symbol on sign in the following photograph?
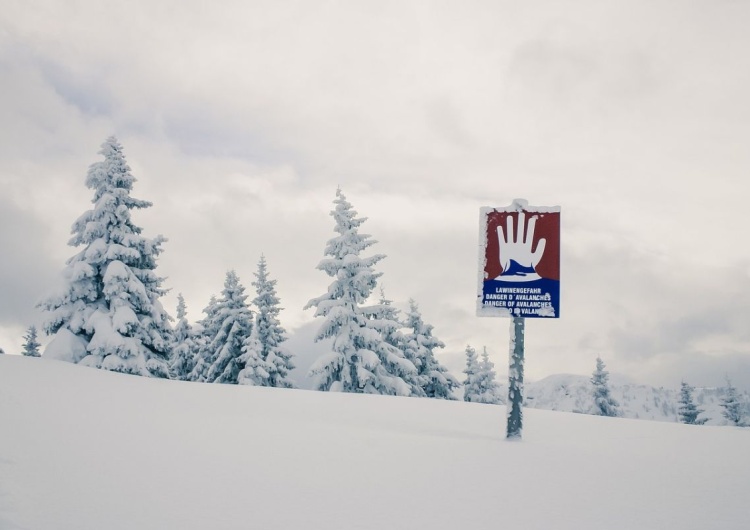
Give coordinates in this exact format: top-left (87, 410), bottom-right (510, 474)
top-left (495, 211), bottom-right (546, 282)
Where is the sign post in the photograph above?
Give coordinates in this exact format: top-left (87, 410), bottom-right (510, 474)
top-left (507, 316), bottom-right (525, 439)
top-left (477, 199), bottom-right (560, 440)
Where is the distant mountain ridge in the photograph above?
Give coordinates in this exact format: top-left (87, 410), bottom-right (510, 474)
top-left (521, 373), bottom-right (749, 426)
top-left (279, 322), bottom-right (749, 425)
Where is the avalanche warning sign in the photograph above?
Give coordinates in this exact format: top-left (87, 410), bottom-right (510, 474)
top-left (477, 199), bottom-right (560, 318)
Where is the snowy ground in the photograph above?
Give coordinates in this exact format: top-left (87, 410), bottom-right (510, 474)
top-left (1, 355), bottom-right (749, 530)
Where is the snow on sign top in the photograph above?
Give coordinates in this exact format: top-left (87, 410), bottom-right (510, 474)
top-left (477, 199), bottom-right (560, 318)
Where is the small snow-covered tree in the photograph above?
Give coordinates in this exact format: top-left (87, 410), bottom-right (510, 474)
top-left (367, 289), bottom-right (419, 393)
top-left (188, 295), bottom-right (219, 382)
top-left (463, 345), bottom-right (483, 402)
top-left (22, 325), bottom-right (42, 357)
top-left (202, 271), bottom-right (254, 384)
top-left (39, 136), bottom-right (171, 377)
top-left (169, 294), bottom-right (197, 380)
top-left (721, 378), bottom-right (746, 426)
top-left (0, 346), bottom-right (5, 354)
top-left (250, 255), bottom-right (295, 388)
top-left (678, 381), bottom-right (706, 425)
top-left (237, 316), bottom-right (274, 386)
top-left (591, 357), bottom-right (619, 417)
top-left (373, 289), bottom-right (407, 355)
top-left (473, 347), bottom-right (503, 404)
top-left (403, 299), bottom-right (458, 400)
top-left (305, 188), bottom-right (415, 395)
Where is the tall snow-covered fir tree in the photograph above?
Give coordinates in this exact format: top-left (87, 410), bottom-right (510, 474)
top-left (463, 345), bottom-right (483, 402)
top-left (195, 271), bottom-right (254, 384)
top-left (721, 378), bottom-right (745, 426)
top-left (169, 294), bottom-right (197, 380)
top-left (304, 188), bottom-right (415, 395)
top-left (678, 381), bottom-right (706, 425)
top-left (248, 255), bottom-right (295, 388)
top-left (21, 326), bottom-right (42, 357)
top-left (39, 136), bottom-right (171, 378)
top-left (403, 299), bottom-right (458, 400)
top-left (591, 357), bottom-right (619, 417)
top-left (473, 347), bottom-right (503, 404)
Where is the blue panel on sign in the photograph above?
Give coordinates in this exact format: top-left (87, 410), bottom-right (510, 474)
top-left (481, 277), bottom-right (560, 318)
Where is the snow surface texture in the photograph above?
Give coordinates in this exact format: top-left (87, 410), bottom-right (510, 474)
top-left (1, 355), bottom-right (748, 530)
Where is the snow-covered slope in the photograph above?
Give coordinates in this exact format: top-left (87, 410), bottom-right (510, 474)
top-left (1, 355), bottom-right (749, 530)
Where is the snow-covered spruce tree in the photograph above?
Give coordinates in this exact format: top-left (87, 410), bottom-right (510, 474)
top-left (248, 255), bottom-right (295, 388)
top-left (678, 381), bottom-right (706, 425)
top-left (721, 378), bottom-right (746, 426)
top-left (463, 345), bottom-right (483, 402)
top-left (201, 271), bottom-right (254, 384)
top-left (373, 289), bottom-right (407, 354)
top-left (40, 136), bottom-right (171, 377)
top-left (169, 294), bottom-right (197, 380)
top-left (237, 315), bottom-right (274, 386)
top-left (188, 295), bottom-right (219, 382)
top-left (473, 347), bottom-right (503, 404)
top-left (591, 357), bottom-right (619, 417)
top-left (367, 288), bottom-right (419, 393)
top-left (22, 325), bottom-right (42, 357)
top-left (403, 299), bottom-right (458, 400)
top-left (304, 188), bottom-right (415, 395)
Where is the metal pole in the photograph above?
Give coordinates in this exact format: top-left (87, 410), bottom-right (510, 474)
top-left (507, 316), bottom-right (525, 439)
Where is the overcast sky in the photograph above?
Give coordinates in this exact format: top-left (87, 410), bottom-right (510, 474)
top-left (1, 0), bottom-right (749, 389)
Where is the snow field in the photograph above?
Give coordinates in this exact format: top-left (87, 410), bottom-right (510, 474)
top-left (1, 354), bottom-right (748, 530)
